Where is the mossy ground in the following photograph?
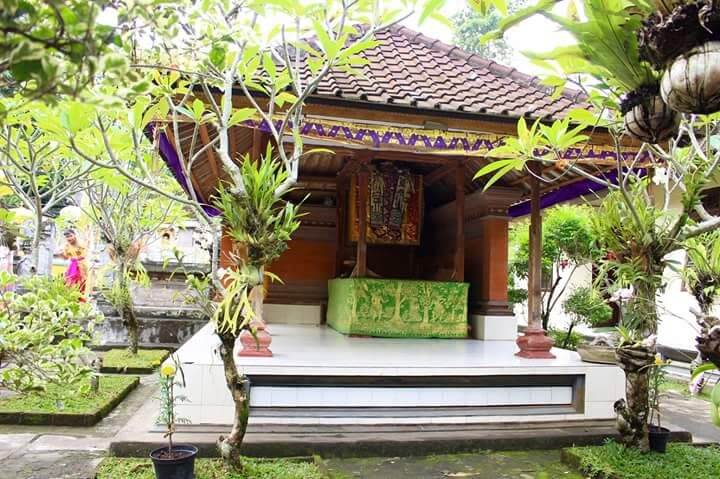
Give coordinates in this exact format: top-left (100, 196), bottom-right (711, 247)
top-left (96, 457), bottom-right (325, 479)
top-left (568, 442), bottom-right (720, 479)
top-left (0, 375), bottom-right (138, 414)
top-left (101, 349), bottom-right (170, 371)
top-left (323, 450), bottom-right (584, 479)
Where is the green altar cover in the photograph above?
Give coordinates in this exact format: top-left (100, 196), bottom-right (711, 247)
top-left (327, 278), bottom-right (469, 338)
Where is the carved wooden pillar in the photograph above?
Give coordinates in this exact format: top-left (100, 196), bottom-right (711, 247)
top-left (356, 164), bottom-right (370, 277)
top-left (454, 162), bottom-right (465, 282)
top-left (516, 162), bottom-right (555, 358)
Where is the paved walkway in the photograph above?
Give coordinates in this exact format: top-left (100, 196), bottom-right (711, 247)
top-left (1, 376), bottom-right (719, 478)
top-left (0, 376), bottom-right (157, 479)
top-left (663, 390), bottom-right (720, 443)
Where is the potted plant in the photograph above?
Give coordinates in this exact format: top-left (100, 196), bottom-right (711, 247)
top-left (638, 0), bottom-right (720, 113)
top-left (150, 356), bottom-right (196, 479)
top-left (647, 353), bottom-right (671, 452)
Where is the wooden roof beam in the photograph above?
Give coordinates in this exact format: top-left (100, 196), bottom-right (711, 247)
top-left (424, 164), bottom-right (456, 186)
top-left (199, 124), bottom-right (220, 179)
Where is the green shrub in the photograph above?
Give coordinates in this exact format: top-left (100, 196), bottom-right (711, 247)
top-left (549, 328), bottom-right (584, 351)
top-left (563, 287), bottom-right (612, 327)
top-left (0, 272), bottom-right (102, 394)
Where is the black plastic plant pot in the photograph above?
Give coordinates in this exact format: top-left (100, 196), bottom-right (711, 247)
top-left (150, 444), bottom-right (198, 479)
top-left (648, 425), bottom-right (671, 453)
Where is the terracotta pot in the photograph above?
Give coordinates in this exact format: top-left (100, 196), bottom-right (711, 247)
top-left (576, 344), bottom-right (616, 364)
top-left (661, 41), bottom-right (720, 114)
top-left (623, 95), bottom-right (679, 143)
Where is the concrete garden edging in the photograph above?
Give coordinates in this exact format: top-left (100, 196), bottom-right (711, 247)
top-left (0, 376), bottom-right (140, 427)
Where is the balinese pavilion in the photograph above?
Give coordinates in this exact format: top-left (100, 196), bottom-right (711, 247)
top-left (164, 26), bottom-right (627, 427)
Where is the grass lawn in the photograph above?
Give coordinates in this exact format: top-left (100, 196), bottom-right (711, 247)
top-left (566, 442), bottom-right (720, 479)
top-left (660, 378), bottom-right (713, 402)
top-left (325, 450), bottom-right (583, 479)
top-left (0, 375), bottom-right (138, 425)
top-left (96, 457), bottom-right (325, 479)
top-left (101, 349), bottom-right (170, 373)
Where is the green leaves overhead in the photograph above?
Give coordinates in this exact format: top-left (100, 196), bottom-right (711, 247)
top-left (486, 0), bottom-right (657, 97)
top-left (229, 108), bottom-right (257, 127)
top-left (469, 0), bottom-right (510, 16)
top-left (474, 116), bottom-right (590, 190)
top-left (60, 102), bottom-right (94, 134)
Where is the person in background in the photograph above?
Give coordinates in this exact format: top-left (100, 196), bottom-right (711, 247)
top-left (58, 229), bottom-right (88, 300)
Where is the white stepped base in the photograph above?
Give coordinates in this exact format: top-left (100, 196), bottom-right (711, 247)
top-left (249, 385), bottom-right (573, 408)
top-left (171, 323), bottom-right (625, 426)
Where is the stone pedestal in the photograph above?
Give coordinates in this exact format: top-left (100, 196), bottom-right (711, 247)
top-left (238, 320), bottom-right (273, 357)
top-left (516, 327), bottom-right (555, 359)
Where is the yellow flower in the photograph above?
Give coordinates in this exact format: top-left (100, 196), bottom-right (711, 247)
top-left (160, 363), bottom-right (176, 377)
top-left (654, 354), bottom-right (663, 366)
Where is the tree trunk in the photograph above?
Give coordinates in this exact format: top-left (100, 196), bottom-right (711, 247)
top-left (616, 342), bottom-right (654, 450)
top-left (562, 321), bottom-right (576, 349)
top-left (216, 330), bottom-right (250, 471)
top-left (30, 213), bottom-right (43, 274)
top-left (696, 314), bottom-right (720, 369)
top-left (124, 303), bottom-right (140, 355)
top-left (615, 280), bottom-right (658, 450)
top-left (117, 261), bottom-right (140, 355)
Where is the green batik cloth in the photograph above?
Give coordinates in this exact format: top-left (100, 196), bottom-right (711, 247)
top-left (327, 278), bottom-right (468, 338)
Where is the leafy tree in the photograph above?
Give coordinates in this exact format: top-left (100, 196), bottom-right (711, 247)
top-left (56, 0), bottom-right (440, 469)
top-left (0, 0), bottom-right (167, 104)
top-left (54, 96), bottom-right (188, 355)
top-left (561, 286), bottom-right (612, 348)
top-left (451, 1), bottom-right (524, 64)
top-left (82, 178), bottom-right (187, 355)
top-left (476, 0), bottom-right (720, 450)
top-left (0, 271), bottom-right (101, 393)
top-left (509, 204), bottom-right (597, 330)
top-left (0, 98), bottom-right (97, 272)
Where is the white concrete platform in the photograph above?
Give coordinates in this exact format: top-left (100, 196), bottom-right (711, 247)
top-left (173, 323), bottom-right (625, 426)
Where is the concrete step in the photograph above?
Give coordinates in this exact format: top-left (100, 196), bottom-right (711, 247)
top-left (109, 420), bottom-right (693, 458)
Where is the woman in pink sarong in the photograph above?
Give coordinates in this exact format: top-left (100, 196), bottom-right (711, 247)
top-left (60, 229), bottom-right (88, 300)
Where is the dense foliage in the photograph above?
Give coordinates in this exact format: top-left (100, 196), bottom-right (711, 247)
top-left (0, 272), bottom-right (100, 393)
top-left (0, 0), bottom-right (167, 103)
top-left (559, 286), bottom-right (612, 348)
top-left (509, 204), bottom-right (597, 329)
top-left (451, 2), bottom-right (522, 64)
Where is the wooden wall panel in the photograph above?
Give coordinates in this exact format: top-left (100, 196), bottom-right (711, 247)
top-left (266, 237), bottom-right (336, 304)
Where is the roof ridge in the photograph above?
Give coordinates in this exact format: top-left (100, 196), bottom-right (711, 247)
top-left (388, 24), bottom-right (586, 107)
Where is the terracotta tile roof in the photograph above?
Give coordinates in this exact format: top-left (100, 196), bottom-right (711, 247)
top-left (304, 25), bottom-right (585, 121)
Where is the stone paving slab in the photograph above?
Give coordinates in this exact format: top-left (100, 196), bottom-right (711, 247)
top-left (2, 449), bottom-right (105, 479)
top-left (27, 434), bottom-right (109, 453)
top-left (0, 433), bottom-right (35, 461)
top-left (663, 391), bottom-right (720, 443)
top-left (322, 450), bottom-right (585, 479)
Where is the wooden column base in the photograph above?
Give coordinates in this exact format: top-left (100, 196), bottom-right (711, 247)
top-left (516, 327), bottom-right (555, 359)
